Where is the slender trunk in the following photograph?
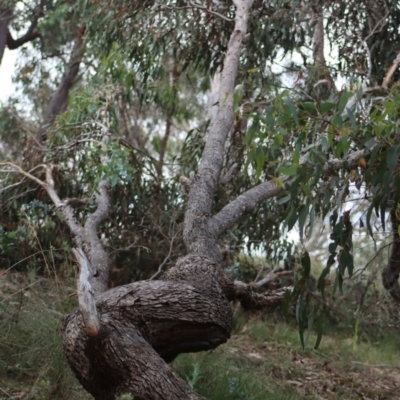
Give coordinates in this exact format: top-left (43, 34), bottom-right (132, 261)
top-left (382, 208), bottom-right (400, 302)
top-left (23, 26), bottom-right (86, 166)
top-left (38, 26), bottom-right (86, 142)
top-left (157, 116), bottom-right (171, 177)
top-left (310, 3), bottom-right (334, 100)
top-left (0, 8), bottom-right (12, 64)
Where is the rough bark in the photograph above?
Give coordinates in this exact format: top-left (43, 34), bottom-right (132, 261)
top-left (382, 208), bottom-right (400, 302)
top-left (63, 255), bottom-right (231, 400)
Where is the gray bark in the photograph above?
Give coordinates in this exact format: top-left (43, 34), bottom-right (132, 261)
top-left (63, 255), bottom-right (231, 400)
top-left (184, 0), bottom-right (254, 262)
top-left (310, 3), bottom-right (334, 100)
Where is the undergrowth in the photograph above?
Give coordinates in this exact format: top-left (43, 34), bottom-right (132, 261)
top-left (1, 269), bottom-right (400, 399)
top-left (172, 351), bottom-right (303, 400)
top-left (0, 272), bottom-right (90, 399)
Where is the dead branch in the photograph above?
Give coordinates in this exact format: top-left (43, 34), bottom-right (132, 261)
top-left (233, 281), bottom-right (292, 309)
top-left (162, 1), bottom-right (233, 23)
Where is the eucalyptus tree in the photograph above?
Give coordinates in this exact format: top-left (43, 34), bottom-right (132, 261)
top-left (2, 0), bottom-right (400, 398)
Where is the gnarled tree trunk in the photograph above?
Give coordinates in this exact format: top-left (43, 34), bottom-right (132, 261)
top-left (1, 1), bottom-right (289, 398)
top-left (60, 2), bottom-right (265, 398)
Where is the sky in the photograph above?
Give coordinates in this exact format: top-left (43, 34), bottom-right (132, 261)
top-left (0, 49), bottom-right (17, 102)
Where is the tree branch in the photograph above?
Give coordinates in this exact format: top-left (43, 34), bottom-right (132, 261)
top-left (0, 162), bottom-right (112, 295)
top-left (37, 26), bottom-right (86, 143)
top-left (72, 248), bottom-right (100, 337)
top-left (0, 8), bottom-right (12, 64)
top-left (183, 0), bottom-right (254, 259)
top-left (210, 146), bottom-right (374, 237)
top-left (6, 0), bottom-right (45, 50)
top-left (83, 180), bottom-right (111, 294)
top-left (209, 179), bottom-right (281, 237)
top-left (233, 281), bottom-right (292, 309)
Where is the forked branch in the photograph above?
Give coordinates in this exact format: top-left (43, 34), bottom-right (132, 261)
top-left (0, 162), bottom-right (110, 295)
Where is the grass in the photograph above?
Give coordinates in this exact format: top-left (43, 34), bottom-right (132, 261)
top-left (1, 270), bottom-right (400, 399)
top-left (172, 351), bottom-right (304, 400)
top-left (0, 272), bottom-right (91, 399)
top-left (245, 317), bottom-right (400, 366)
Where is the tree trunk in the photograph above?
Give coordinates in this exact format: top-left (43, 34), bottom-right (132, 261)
top-left (63, 255), bottom-right (232, 399)
top-left (53, 2), bottom-right (284, 398)
top-left (0, 8), bottom-right (12, 64)
top-left (382, 208), bottom-right (400, 302)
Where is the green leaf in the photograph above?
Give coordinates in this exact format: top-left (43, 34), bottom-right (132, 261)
top-left (301, 251), bottom-right (311, 277)
top-left (286, 208), bottom-right (298, 231)
top-left (283, 290), bottom-right (292, 320)
top-left (306, 308), bottom-right (315, 346)
top-left (317, 265), bottom-right (330, 298)
top-left (338, 91), bottom-right (354, 113)
top-left (255, 147), bottom-right (265, 180)
top-left (314, 316), bottom-right (323, 350)
top-left (277, 164), bottom-right (297, 176)
top-left (328, 242), bottom-right (337, 254)
top-left (277, 194), bottom-right (291, 205)
top-left (386, 144), bottom-right (400, 173)
top-left (300, 182), bottom-right (312, 200)
top-left (298, 206), bottom-right (308, 243)
top-left (320, 102), bottom-right (336, 113)
top-left (299, 102), bottom-right (317, 115)
top-left (110, 175), bottom-right (120, 187)
top-left (366, 203), bottom-right (374, 237)
top-left (283, 97), bottom-right (299, 126)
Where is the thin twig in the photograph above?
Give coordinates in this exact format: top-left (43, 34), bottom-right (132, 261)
top-left (353, 240), bottom-right (395, 278)
top-left (150, 223), bottom-right (178, 280)
top-left (162, 1), bottom-right (233, 23)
